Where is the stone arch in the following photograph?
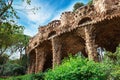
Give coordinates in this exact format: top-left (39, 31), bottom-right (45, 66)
top-left (51, 31), bottom-right (87, 69)
top-left (95, 16), bottom-right (120, 53)
top-left (42, 40), bottom-right (53, 71)
top-left (78, 17), bottom-right (92, 25)
top-left (36, 40), bottom-right (53, 72)
top-left (59, 31), bottom-right (87, 58)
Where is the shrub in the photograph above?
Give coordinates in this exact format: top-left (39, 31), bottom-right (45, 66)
top-left (73, 2), bottom-right (84, 12)
top-left (33, 72), bottom-right (45, 80)
top-left (103, 45), bottom-right (120, 80)
top-left (0, 63), bottom-right (25, 76)
top-left (87, 0), bottom-right (93, 5)
top-left (0, 72), bottom-right (45, 80)
top-left (45, 56), bottom-right (111, 80)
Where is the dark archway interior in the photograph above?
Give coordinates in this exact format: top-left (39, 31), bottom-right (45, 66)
top-left (59, 31), bottom-right (87, 60)
top-left (95, 16), bottom-right (120, 52)
top-left (29, 50), bottom-right (36, 73)
top-left (78, 17), bottom-right (92, 25)
top-left (42, 31), bottom-right (87, 71)
top-left (41, 40), bottom-right (53, 72)
top-left (48, 31), bottom-right (56, 38)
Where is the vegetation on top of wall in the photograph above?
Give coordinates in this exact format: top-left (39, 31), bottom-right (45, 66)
top-left (87, 0), bottom-right (93, 5)
top-left (73, 0), bottom-right (93, 12)
top-left (73, 2), bottom-right (84, 12)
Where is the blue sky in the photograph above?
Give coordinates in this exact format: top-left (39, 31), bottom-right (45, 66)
top-left (10, 0), bottom-right (89, 59)
top-left (15, 0), bottom-right (89, 36)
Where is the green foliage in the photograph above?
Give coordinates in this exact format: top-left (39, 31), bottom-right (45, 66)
top-left (0, 54), bottom-right (29, 77)
top-left (103, 45), bottom-right (120, 80)
top-left (73, 2), bottom-right (84, 12)
top-left (1, 46), bottom-right (120, 80)
top-left (0, 21), bottom-right (30, 57)
top-left (110, 66), bottom-right (120, 80)
top-left (0, 0), bottom-right (17, 21)
top-left (0, 0), bottom-right (31, 58)
top-left (0, 54), bottom-right (9, 65)
top-left (0, 0), bottom-right (31, 21)
top-left (0, 72), bottom-right (45, 80)
top-left (87, 0), bottom-right (93, 5)
top-left (0, 0), bottom-right (31, 78)
top-left (45, 56), bottom-right (110, 80)
top-left (0, 62), bottom-right (25, 76)
top-left (19, 54), bottom-right (29, 67)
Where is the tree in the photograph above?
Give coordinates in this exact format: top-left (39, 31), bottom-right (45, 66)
top-left (73, 2), bottom-right (84, 12)
top-left (13, 34), bottom-right (30, 59)
top-left (0, 22), bottom-right (30, 58)
top-left (0, 0), bottom-right (31, 21)
top-left (87, 0), bottom-right (93, 5)
top-left (0, 0), bottom-right (31, 76)
top-left (0, 0), bottom-right (31, 58)
top-left (0, 54), bottom-right (9, 65)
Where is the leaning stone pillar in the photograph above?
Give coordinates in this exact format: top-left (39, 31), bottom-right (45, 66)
top-left (51, 37), bottom-right (62, 69)
top-left (35, 47), bottom-right (46, 73)
top-left (27, 51), bottom-right (36, 74)
top-left (31, 57), bottom-right (36, 73)
top-left (84, 25), bottom-right (99, 62)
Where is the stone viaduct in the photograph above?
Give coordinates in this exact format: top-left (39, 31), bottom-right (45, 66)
top-left (26, 0), bottom-right (120, 73)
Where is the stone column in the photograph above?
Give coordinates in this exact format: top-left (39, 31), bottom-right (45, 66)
top-left (27, 51), bottom-right (36, 74)
top-left (35, 47), bottom-right (46, 73)
top-left (31, 58), bottom-right (36, 73)
top-left (84, 26), bottom-right (99, 62)
top-left (52, 37), bottom-right (62, 69)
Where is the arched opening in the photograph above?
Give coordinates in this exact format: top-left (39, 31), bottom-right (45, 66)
top-left (78, 17), bottom-right (92, 25)
top-left (48, 31), bottom-right (56, 38)
top-left (58, 31), bottom-right (87, 60)
top-left (43, 52), bottom-right (52, 72)
top-left (42, 40), bottom-right (53, 72)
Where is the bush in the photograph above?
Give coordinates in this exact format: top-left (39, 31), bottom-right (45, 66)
top-left (0, 72), bottom-right (45, 80)
top-left (87, 0), bottom-right (93, 5)
top-left (45, 56), bottom-right (111, 80)
top-left (73, 2), bottom-right (84, 12)
top-left (33, 72), bottom-right (45, 80)
top-left (0, 63), bottom-right (25, 76)
top-left (2, 45), bottom-right (120, 80)
top-left (103, 45), bottom-right (120, 80)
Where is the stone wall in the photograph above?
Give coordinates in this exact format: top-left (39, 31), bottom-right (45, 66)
top-left (27, 0), bottom-right (120, 74)
top-left (93, 0), bottom-right (119, 13)
top-left (60, 12), bottom-right (75, 26)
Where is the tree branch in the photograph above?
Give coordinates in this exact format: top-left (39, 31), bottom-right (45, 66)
top-left (0, 0), bottom-right (13, 18)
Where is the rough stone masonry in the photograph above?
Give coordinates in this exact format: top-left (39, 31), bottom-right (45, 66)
top-left (26, 0), bottom-right (120, 73)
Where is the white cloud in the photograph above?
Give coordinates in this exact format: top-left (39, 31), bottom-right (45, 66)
top-left (18, 0), bottom-right (88, 36)
top-left (19, 0), bottom-right (58, 36)
top-left (17, 1), bottom-right (54, 36)
top-left (51, 0), bottom-right (87, 21)
top-left (51, 1), bottom-right (75, 21)
top-left (21, 0), bottom-right (53, 25)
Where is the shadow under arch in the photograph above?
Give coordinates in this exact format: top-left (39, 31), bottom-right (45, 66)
top-left (78, 17), bottom-right (92, 25)
top-left (48, 31), bottom-right (56, 38)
